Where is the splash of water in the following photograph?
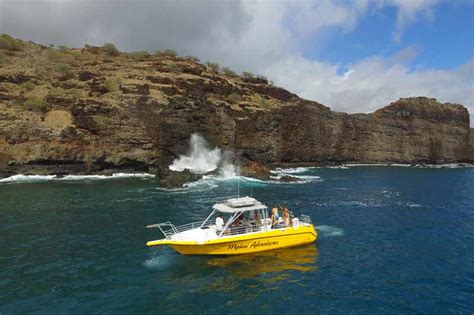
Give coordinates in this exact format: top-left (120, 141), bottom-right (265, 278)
top-left (169, 133), bottom-right (236, 177)
top-left (316, 225), bottom-right (344, 237)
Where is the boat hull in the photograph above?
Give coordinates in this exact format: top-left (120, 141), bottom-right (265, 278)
top-left (147, 225), bottom-right (317, 255)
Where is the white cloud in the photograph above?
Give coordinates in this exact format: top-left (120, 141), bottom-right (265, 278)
top-left (379, 0), bottom-right (441, 42)
top-left (266, 52), bottom-right (473, 117)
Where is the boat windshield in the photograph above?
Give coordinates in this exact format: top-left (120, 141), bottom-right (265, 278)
top-left (206, 208), bottom-right (268, 237)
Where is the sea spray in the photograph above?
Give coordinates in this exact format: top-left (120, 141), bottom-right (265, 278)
top-left (316, 225), bottom-right (345, 237)
top-left (169, 133), bottom-right (236, 177)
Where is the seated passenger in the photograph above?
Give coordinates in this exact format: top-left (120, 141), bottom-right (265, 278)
top-left (271, 206), bottom-right (280, 229)
top-left (282, 207), bottom-right (290, 226)
top-left (215, 213), bottom-right (224, 234)
top-left (255, 211), bottom-right (262, 226)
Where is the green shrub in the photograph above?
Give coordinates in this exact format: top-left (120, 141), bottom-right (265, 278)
top-left (250, 94), bottom-right (271, 107)
top-left (93, 114), bottom-right (114, 126)
top-left (206, 62), bottom-right (220, 73)
top-left (46, 48), bottom-right (62, 62)
top-left (20, 81), bottom-right (35, 91)
top-left (164, 63), bottom-right (183, 73)
top-left (22, 96), bottom-right (48, 112)
top-left (163, 49), bottom-right (177, 57)
top-left (57, 45), bottom-right (69, 51)
top-left (101, 43), bottom-right (120, 56)
top-left (104, 77), bottom-right (122, 92)
top-left (55, 63), bottom-right (73, 76)
top-left (222, 67), bottom-right (237, 77)
top-left (242, 71), bottom-right (255, 78)
top-left (0, 51), bottom-right (9, 65)
top-left (0, 34), bottom-right (22, 51)
top-left (128, 51), bottom-right (150, 60)
top-left (155, 49), bottom-right (177, 58)
top-left (183, 55), bottom-right (200, 62)
top-left (225, 93), bottom-right (241, 104)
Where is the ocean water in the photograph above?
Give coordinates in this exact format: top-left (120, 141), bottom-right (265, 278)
top-left (0, 166), bottom-right (473, 314)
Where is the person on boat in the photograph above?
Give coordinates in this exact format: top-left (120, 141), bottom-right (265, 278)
top-left (271, 206), bottom-right (280, 229)
top-left (255, 211), bottom-right (262, 226)
top-left (215, 213), bottom-right (224, 234)
top-left (282, 207), bottom-right (290, 226)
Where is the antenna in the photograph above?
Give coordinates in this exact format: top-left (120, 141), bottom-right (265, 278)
top-left (237, 166), bottom-right (240, 198)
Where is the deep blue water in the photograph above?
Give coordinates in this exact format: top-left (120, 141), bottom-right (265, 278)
top-left (0, 167), bottom-right (473, 314)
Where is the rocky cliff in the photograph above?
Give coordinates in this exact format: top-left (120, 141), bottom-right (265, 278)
top-left (0, 37), bottom-right (472, 182)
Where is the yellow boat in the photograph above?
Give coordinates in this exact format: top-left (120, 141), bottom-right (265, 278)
top-left (146, 196), bottom-right (317, 255)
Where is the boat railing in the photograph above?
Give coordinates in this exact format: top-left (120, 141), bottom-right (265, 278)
top-left (222, 223), bottom-right (267, 236)
top-left (149, 215), bottom-right (313, 239)
top-left (146, 222), bottom-right (178, 239)
top-left (161, 220), bottom-right (215, 238)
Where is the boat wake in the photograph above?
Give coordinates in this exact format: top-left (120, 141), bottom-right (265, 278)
top-left (316, 225), bottom-right (344, 237)
top-left (143, 252), bottom-right (176, 270)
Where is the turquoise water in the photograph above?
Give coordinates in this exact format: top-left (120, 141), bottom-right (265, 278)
top-left (1, 167), bottom-right (473, 314)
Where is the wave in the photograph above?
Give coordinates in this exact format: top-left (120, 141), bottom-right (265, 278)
top-left (316, 225), bottom-right (344, 237)
top-left (0, 174), bottom-right (57, 183)
top-left (414, 163), bottom-right (473, 169)
top-left (396, 201), bottom-right (423, 208)
top-left (269, 167), bottom-right (322, 184)
top-left (0, 173), bottom-right (154, 183)
top-left (272, 167), bottom-right (311, 174)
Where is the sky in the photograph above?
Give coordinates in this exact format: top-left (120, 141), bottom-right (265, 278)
top-left (0, 0), bottom-right (473, 124)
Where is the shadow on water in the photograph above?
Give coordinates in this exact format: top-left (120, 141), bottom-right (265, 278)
top-left (206, 244), bottom-right (318, 276)
top-left (144, 244), bottom-right (318, 297)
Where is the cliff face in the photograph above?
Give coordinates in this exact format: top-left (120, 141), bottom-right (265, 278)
top-left (0, 38), bottom-right (472, 178)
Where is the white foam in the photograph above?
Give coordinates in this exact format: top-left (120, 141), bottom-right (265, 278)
top-left (0, 174), bottom-right (56, 183)
top-left (59, 173), bottom-right (154, 180)
top-left (0, 173), bottom-right (154, 183)
top-left (344, 163), bottom-right (389, 167)
top-left (272, 167), bottom-right (310, 174)
top-left (414, 163), bottom-right (473, 169)
top-left (269, 172), bottom-right (322, 184)
top-left (316, 225), bottom-right (345, 237)
top-left (143, 254), bottom-right (175, 270)
top-left (396, 201), bottom-right (422, 208)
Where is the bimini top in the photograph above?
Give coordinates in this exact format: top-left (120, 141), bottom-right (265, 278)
top-left (212, 196), bottom-right (267, 213)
